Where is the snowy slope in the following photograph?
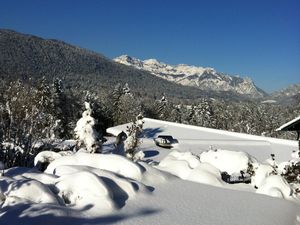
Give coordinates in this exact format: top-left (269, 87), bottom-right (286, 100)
top-left (1, 119), bottom-right (299, 225)
top-left (114, 55), bottom-right (266, 98)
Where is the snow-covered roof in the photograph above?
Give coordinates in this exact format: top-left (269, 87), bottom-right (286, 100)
top-left (276, 115), bottom-right (300, 131)
top-left (108, 118), bottom-right (297, 162)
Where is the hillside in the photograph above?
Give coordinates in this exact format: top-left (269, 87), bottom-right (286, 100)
top-left (0, 29), bottom-right (258, 100)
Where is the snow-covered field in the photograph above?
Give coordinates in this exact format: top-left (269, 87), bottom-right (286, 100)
top-left (1, 118), bottom-right (300, 225)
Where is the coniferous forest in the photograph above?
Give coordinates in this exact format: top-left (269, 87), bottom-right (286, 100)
top-left (0, 77), bottom-right (299, 168)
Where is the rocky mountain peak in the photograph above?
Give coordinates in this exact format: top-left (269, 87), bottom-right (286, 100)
top-left (114, 55), bottom-right (266, 98)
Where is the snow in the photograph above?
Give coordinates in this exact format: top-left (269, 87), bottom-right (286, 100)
top-left (55, 171), bottom-right (115, 214)
top-left (45, 152), bottom-right (144, 181)
top-left (157, 150), bottom-right (201, 179)
top-left (1, 118), bottom-right (300, 225)
top-left (107, 118), bottom-right (297, 163)
top-left (114, 55), bottom-right (264, 97)
top-left (74, 102), bottom-right (101, 153)
top-left (35, 151), bottom-right (63, 167)
top-left (292, 150), bottom-right (300, 159)
top-left (200, 148), bottom-right (257, 175)
top-left (256, 175), bottom-right (293, 200)
top-left (32, 139), bottom-right (76, 151)
top-left (251, 163), bottom-right (275, 188)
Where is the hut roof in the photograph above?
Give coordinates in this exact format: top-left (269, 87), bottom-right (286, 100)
top-left (276, 116), bottom-right (300, 131)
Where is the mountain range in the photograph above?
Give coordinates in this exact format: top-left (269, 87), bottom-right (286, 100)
top-left (0, 29), bottom-right (298, 102)
top-left (114, 55), bottom-right (266, 98)
top-left (271, 84), bottom-right (300, 104)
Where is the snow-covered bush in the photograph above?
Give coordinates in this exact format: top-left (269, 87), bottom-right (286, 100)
top-left (0, 78), bottom-right (80, 167)
top-left (0, 142), bottom-right (28, 168)
top-left (275, 151), bottom-right (300, 185)
top-left (123, 114), bottom-right (144, 161)
top-left (74, 102), bottom-right (102, 153)
top-left (281, 160), bottom-right (300, 184)
top-left (251, 163), bottom-right (276, 188)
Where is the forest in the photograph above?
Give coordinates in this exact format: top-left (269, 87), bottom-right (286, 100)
top-left (0, 77), bottom-right (299, 168)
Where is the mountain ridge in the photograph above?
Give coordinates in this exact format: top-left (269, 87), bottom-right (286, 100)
top-left (0, 29), bottom-right (244, 101)
top-left (1, 29), bottom-right (297, 102)
top-left (270, 83), bottom-right (300, 104)
top-left (114, 55), bottom-right (266, 98)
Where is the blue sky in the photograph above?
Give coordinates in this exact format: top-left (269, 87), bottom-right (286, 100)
top-left (0, 0), bottom-right (299, 93)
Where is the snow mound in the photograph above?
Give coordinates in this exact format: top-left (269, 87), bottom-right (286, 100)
top-left (251, 164), bottom-right (275, 188)
top-left (157, 150), bottom-right (224, 187)
top-left (200, 149), bottom-right (257, 175)
top-left (139, 162), bottom-right (174, 186)
top-left (53, 165), bottom-right (139, 198)
top-left (256, 175), bottom-right (292, 199)
top-left (10, 172), bottom-right (58, 186)
top-left (1, 176), bottom-right (60, 205)
top-left (34, 151), bottom-right (66, 169)
top-left (55, 171), bottom-right (115, 214)
top-left (45, 152), bottom-right (144, 181)
top-left (187, 163), bottom-right (224, 187)
top-left (158, 150), bottom-right (201, 179)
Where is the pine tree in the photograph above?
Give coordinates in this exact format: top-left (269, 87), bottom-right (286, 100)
top-left (74, 102), bottom-right (102, 153)
top-left (123, 114), bottom-right (144, 161)
top-left (114, 83), bottom-right (141, 125)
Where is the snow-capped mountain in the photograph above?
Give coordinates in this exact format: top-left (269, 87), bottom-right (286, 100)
top-left (270, 83), bottom-right (300, 104)
top-left (114, 55), bottom-right (266, 98)
top-left (272, 83), bottom-right (300, 99)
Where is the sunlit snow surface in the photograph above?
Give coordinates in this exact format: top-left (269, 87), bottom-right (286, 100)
top-left (1, 118), bottom-right (300, 225)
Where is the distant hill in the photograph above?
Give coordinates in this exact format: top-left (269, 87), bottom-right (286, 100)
top-left (271, 84), bottom-right (300, 104)
top-left (114, 55), bottom-right (266, 98)
top-left (0, 29), bottom-right (262, 100)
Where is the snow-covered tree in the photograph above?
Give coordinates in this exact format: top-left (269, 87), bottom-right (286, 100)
top-left (156, 95), bottom-right (173, 120)
top-left (194, 98), bottom-right (215, 128)
top-left (115, 83), bottom-right (141, 125)
top-left (123, 83), bottom-right (132, 96)
top-left (124, 114), bottom-right (145, 161)
top-left (74, 102), bottom-right (102, 153)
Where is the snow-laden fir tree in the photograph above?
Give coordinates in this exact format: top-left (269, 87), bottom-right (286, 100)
top-left (194, 98), bottom-right (215, 128)
top-left (124, 113), bottom-right (145, 161)
top-left (123, 83), bottom-right (132, 96)
top-left (74, 102), bottom-right (102, 153)
top-left (116, 83), bottom-right (141, 125)
top-left (157, 95), bottom-right (172, 120)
